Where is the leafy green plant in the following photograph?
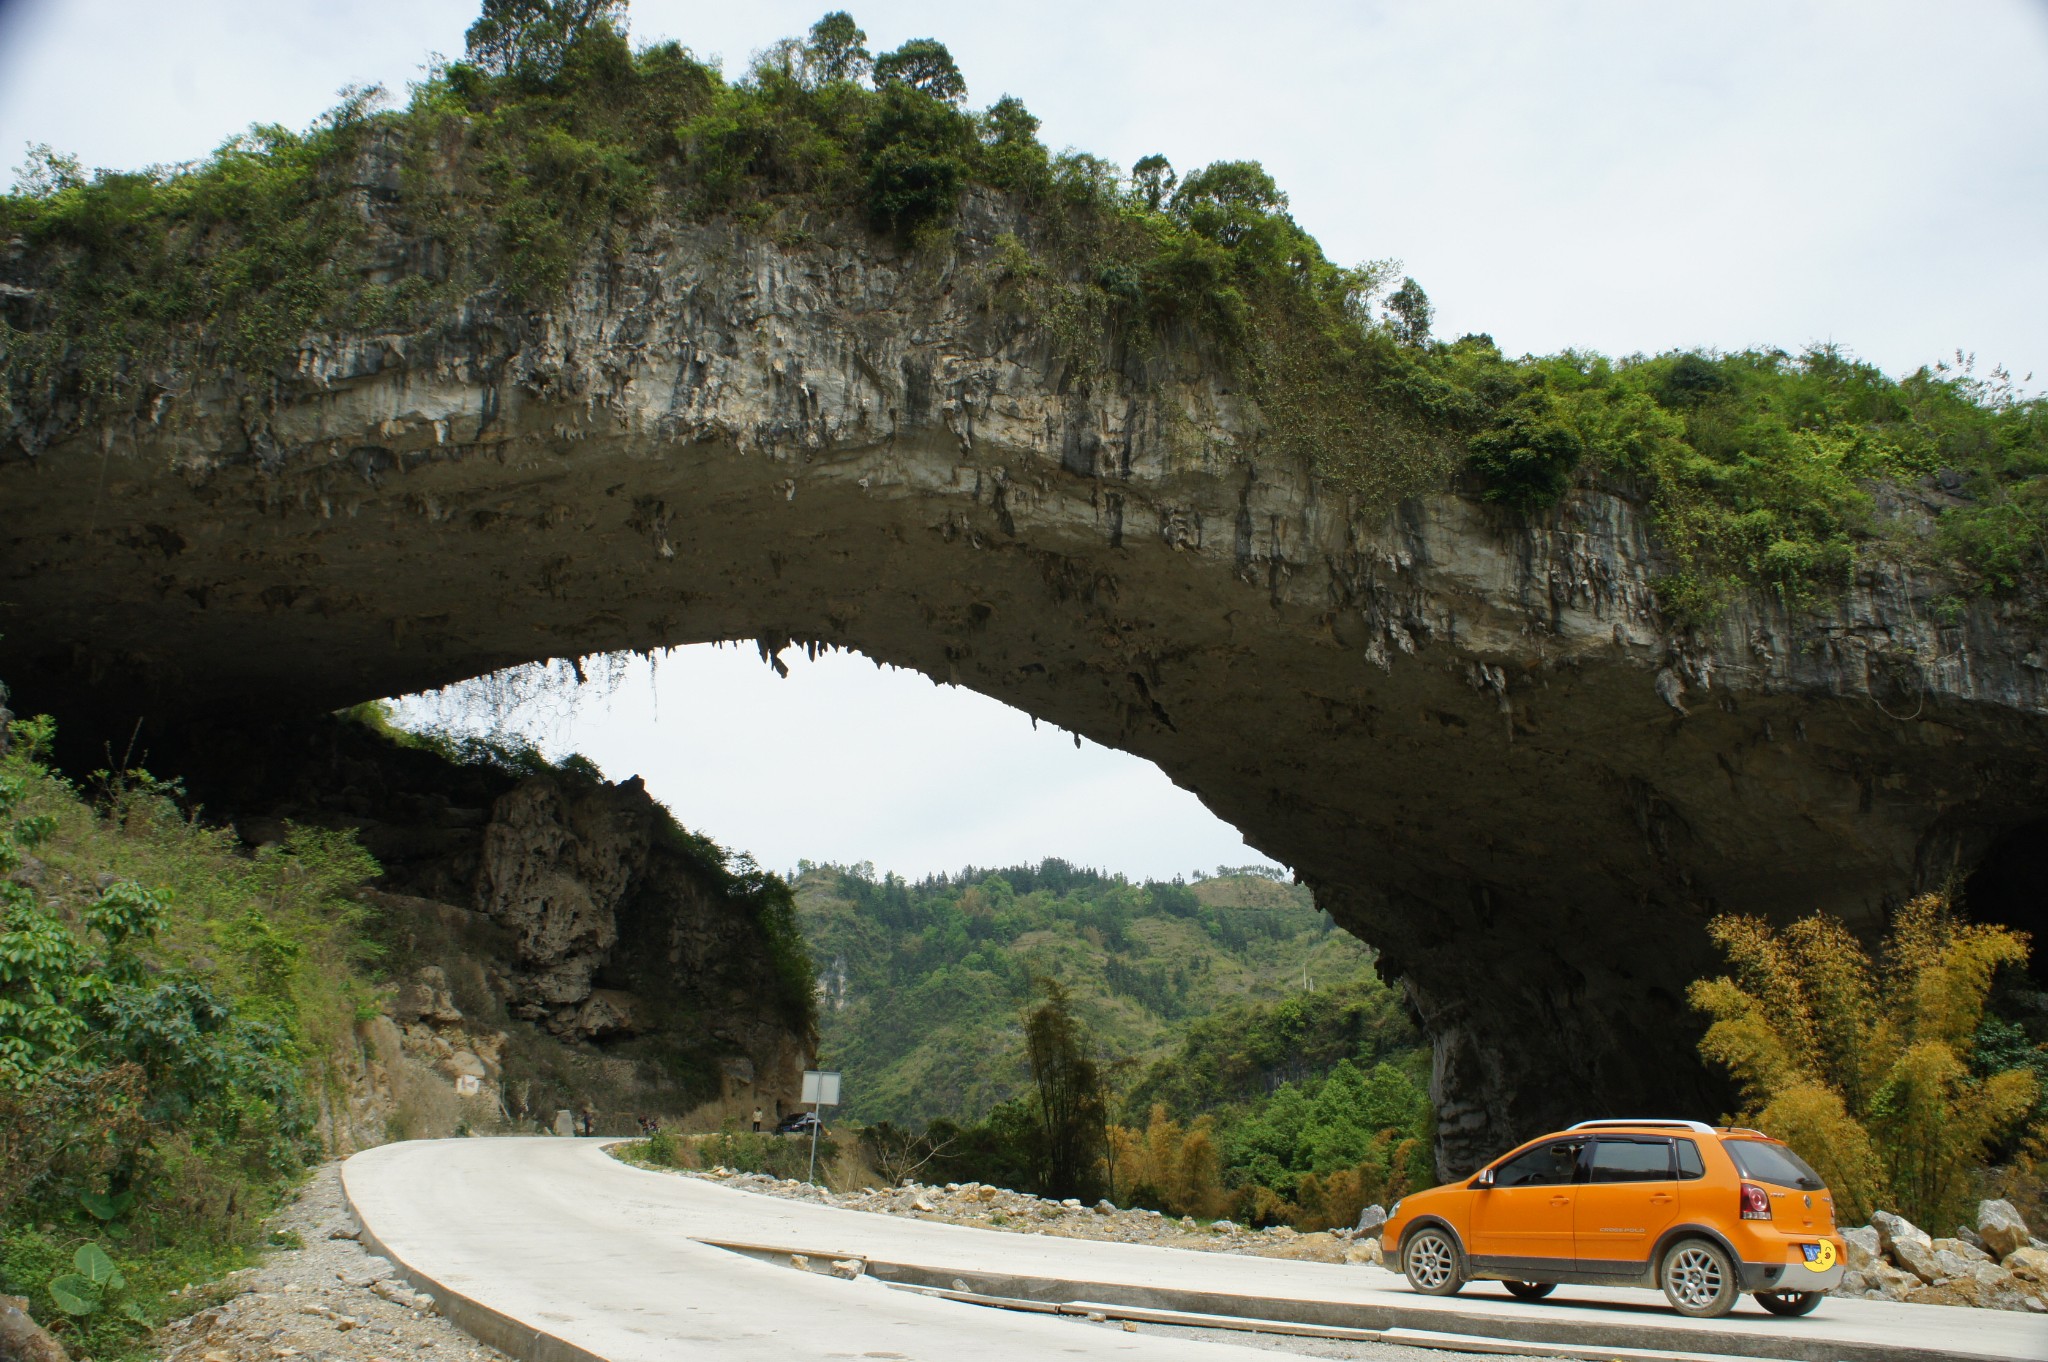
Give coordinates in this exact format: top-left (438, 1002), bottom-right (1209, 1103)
top-left (701, 1122), bottom-right (835, 1180)
top-left (0, 704), bottom-right (382, 1351)
top-left (48, 1242), bottom-right (126, 1319)
top-left (641, 1128), bottom-right (684, 1167)
top-left (78, 1189), bottom-right (136, 1224)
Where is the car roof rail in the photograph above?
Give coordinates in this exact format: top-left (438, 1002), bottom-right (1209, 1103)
top-left (1716, 1126), bottom-right (1773, 1139)
top-left (1566, 1118), bottom-right (1716, 1135)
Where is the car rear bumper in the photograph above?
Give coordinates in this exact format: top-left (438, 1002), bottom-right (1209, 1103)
top-left (1741, 1258), bottom-right (1842, 1292)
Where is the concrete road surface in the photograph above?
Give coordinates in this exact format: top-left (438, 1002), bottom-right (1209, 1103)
top-left (340, 1138), bottom-right (2046, 1362)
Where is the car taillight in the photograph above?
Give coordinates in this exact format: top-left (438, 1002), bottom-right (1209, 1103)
top-left (1740, 1182), bottom-right (1771, 1221)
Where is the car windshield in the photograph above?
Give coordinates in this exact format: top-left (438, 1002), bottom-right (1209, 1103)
top-left (1725, 1139), bottom-right (1824, 1190)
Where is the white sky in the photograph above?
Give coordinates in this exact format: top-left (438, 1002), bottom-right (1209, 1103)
top-left (4, 1), bottom-right (2044, 878)
top-left (391, 649), bottom-right (1268, 882)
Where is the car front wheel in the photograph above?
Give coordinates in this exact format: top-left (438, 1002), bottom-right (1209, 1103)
top-left (1402, 1225), bottom-right (1466, 1296)
top-left (1502, 1280), bottom-right (1555, 1301)
top-left (1660, 1238), bottom-right (1739, 1318)
top-left (1754, 1290), bottom-right (1822, 1317)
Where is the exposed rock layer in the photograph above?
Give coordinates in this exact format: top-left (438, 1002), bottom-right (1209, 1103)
top-left (178, 717), bottom-right (810, 1128)
top-left (5, 188), bottom-right (2046, 1169)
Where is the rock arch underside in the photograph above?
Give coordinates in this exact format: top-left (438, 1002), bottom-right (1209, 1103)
top-left (5, 193), bottom-right (2047, 1172)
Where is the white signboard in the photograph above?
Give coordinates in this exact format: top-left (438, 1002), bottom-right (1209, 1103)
top-left (801, 1070), bottom-right (842, 1106)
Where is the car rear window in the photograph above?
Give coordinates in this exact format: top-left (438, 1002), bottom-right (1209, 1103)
top-left (1724, 1139), bottom-right (1824, 1190)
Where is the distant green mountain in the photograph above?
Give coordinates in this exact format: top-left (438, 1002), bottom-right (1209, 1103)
top-left (794, 860), bottom-right (1418, 1126)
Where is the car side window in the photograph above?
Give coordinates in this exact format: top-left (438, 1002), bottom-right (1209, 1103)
top-left (1675, 1139), bottom-right (1705, 1180)
top-left (1492, 1138), bottom-right (1586, 1187)
top-left (1588, 1137), bottom-right (1674, 1183)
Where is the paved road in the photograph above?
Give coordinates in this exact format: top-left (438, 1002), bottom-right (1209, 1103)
top-left (340, 1139), bottom-right (2046, 1362)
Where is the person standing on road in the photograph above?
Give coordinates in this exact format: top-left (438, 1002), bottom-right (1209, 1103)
top-left (752, 1105), bottom-right (764, 1133)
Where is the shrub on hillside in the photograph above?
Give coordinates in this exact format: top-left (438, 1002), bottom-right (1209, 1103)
top-left (0, 707), bottom-right (383, 1354)
top-left (1106, 1106), bottom-right (1230, 1220)
top-left (1689, 894), bottom-right (2039, 1228)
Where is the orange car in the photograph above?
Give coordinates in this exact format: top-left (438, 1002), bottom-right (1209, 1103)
top-left (1380, 1119), bottom-right (1844, 1318)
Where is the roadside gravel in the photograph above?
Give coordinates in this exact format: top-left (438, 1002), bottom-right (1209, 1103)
top-left (656, 1159), bottom-right (1385, 1266)
top-left (150, 1165), bottom-right (507, 1362)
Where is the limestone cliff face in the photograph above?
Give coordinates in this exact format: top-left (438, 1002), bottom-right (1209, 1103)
top-left (187, 718), bottom-right (812, 1130)
top-left (477, 777), bottom-right (642, 1014)
top-left (4, 161), bottom-right (2045, 1168)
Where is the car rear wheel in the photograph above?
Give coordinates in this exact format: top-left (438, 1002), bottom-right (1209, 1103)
top-left (1755, 1290), bottom-right (1823, 1317)
top-left (1402, 1226), bottom-right (1466, 1296)
top-left (1660, 1238), bottom-right (1739, 1318)
top-left (1502, 1281), bottom-right (1555, 1301)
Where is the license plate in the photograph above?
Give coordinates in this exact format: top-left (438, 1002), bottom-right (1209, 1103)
top-left (1801, 1244), bottom-right (1821, 1262)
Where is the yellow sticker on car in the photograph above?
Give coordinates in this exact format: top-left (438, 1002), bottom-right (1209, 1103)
top-left (1801, 1240), bottom-right (1836, 1272)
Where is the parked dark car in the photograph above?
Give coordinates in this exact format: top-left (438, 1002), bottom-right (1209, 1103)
top-left (774, 1111), bottom-right (821, 1135)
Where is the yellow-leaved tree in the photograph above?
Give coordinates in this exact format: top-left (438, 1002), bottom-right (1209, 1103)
top-left (1688, 893), bottom-right (2038, 1229)
top-left (1105, 1105), bottom-right (1232, 1220)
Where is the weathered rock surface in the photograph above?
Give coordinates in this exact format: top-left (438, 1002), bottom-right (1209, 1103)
top-left (1874, 1210), bottom-right (1933, 1257)
top-left (0, 1295), bottom-right (68, 1362)
top-left (2007, 1245), bottom-right (2048, 1285)
top-left (1834, 1209), bottom-right (2048, 1312)
top-left (6, 184), bottom-right (2046, 1168)
top-left (1841, 1223), bottom-right (1882, 1272)
top-left (170, 715), bottom-right (812, 1132)
top-left (1978, 1198), bottom-right (2033, 1260)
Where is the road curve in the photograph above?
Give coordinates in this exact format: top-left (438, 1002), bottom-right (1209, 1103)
top-left (340, 1138), bottom-right (2045, 1362)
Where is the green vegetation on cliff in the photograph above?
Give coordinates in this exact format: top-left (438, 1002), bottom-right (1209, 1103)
top-left (3, 2), bottom-right (2041, 605)
top-left (0, 714), bottom-right (381, 1359)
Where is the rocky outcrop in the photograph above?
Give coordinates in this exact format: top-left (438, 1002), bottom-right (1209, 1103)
top-left (5, 167), bottom-right (2045, 1169)
top-left (1979, 1197), bottom-right (2035, 1260)
top-left (1837, 1204), bottom-right (2048, 1311)
top-left (166, 715), bottom-right (812, 1133)
top-left (0, 1294), bottom-right (69, 1362)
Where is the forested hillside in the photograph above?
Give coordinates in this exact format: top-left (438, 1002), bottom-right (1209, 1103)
top-left (795, 862), bottom-right (1414, 1125)
top-left (792, 861), bottom-right (1436, 1226)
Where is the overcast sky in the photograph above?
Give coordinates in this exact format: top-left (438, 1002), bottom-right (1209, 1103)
top-left (4, 1), bottom-right (2043, 878)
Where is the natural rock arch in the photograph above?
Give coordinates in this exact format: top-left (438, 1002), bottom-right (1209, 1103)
top-left (6, 197), bottom-right (2046, 1170)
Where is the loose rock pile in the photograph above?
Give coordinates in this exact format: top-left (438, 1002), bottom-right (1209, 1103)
top-left (681, 1166), bottom-right (1389, 1268)
top-left (1833, 1199), bottom-right (2048, 1311)
top-left (151, 1165), bottom-right (511, 1362)
top-left (688, 1164), bottom-right (2048, 1314)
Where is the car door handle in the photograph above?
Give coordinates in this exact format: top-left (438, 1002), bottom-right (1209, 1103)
top-left (1550, 1196), bottom-right (1570, 1206)
top-left (1650, 1194), bottom-right (1674, 1204)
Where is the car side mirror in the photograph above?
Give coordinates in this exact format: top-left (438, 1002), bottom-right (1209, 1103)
top-left (1472, 1168), bottom-right (1495, 1188)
